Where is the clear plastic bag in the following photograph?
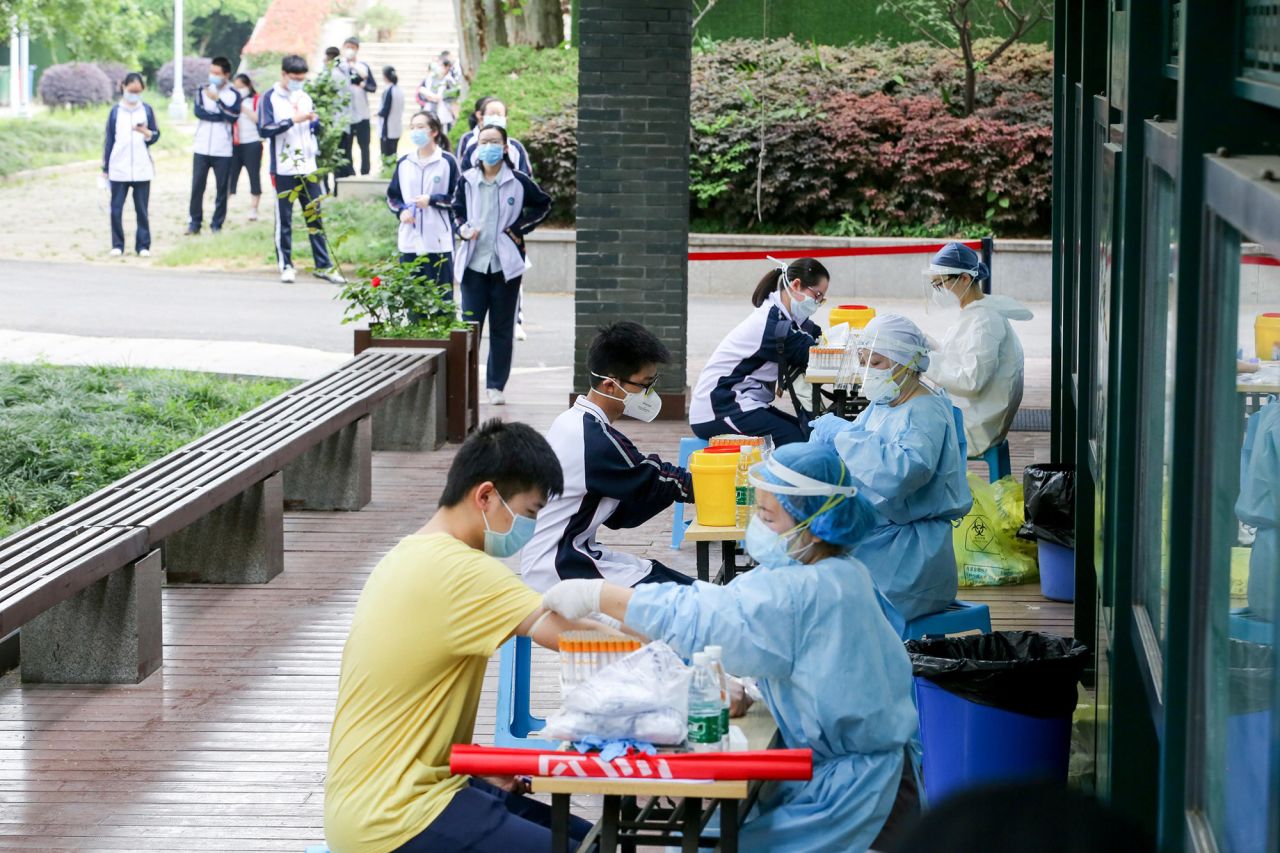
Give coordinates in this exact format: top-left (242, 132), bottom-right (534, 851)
top-left (539, 641), bottom-right (692, 745)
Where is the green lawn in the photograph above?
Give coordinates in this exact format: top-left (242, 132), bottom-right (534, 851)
top-left (449, 45), bottom-right (578, 148)
top-left (156, 196), bottom-right (398, 271)
top-left (0, 104), bottom-right (185, 177)
top-left (0, 364), bottom-right (295, 539)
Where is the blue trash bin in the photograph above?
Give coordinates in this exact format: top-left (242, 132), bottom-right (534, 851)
top-left (1223, 639), bottom-right (1273, 853)
top-left (1037, 540), bottom-right (1075, 602)
top-left (907, 631), bottom-right (1089, 805)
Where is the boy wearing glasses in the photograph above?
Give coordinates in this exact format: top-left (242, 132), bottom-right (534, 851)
top-left (520, 322), bottom-right (696, 591)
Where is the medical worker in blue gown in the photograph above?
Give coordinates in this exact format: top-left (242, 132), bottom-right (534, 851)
top-left (539, 442), bottom-right (920, 853)
top-left (1238, 398), bottom-right (1279, 621)
top-left (809, 313), bottom-right (972, 625)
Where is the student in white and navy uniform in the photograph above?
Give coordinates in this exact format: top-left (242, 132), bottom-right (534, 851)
top-left (376, 66), bottom-right (404, 159)
top-left (521, 322), bottom-right (694, 591)
top-left (102, 72), bottom-right (160, 257)
top-left (336, 36), bottom-right (377, 177)
top-left (451, 123), bottom-right (550, 404)
top-left (690, 258), bottom-right (831, 446)
top-left (258, 55), bottom-right (346, 286)
top-left (386, 110), bottom-right (458, 310)
top-left (187, 56), bottom-right (240, 235)
top-left (229, 73), bottom-right (263, 222)
top-left (457, 100), bottom-right (532, 175)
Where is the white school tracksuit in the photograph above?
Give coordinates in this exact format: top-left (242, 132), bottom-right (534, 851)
top-left (189, 84), bottom-right (240, 231)
top-left (103, 100), bottom-right (160, 252)
top-left (258, 85), bottom-right (333, 273)
top-left (386, 148), bottom-right (459, 285)
top-left (451, 164), bottom-right (550, 284)
top-left (456, 128), bottom-right (533, 175)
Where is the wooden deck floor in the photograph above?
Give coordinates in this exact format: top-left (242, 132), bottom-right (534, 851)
top-left (0, 373), bottom-right (1065, 850)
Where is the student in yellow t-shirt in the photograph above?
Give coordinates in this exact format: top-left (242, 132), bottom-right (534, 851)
top-left (325, 419), bottom-right (598, 853)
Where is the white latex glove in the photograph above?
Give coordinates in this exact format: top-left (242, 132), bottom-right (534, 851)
top-left (542, 579), bottom-right (604, 621)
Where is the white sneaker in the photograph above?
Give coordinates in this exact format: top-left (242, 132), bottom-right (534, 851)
top-left (515, 324), bottom-right (527, 341)
top-left (109, 248), bottom-right (123, 257)
top-left (314, 267), bottom-right (348, 285)
top-left (248, 209), bottom-right (259, 222)
top-left (138, 249), bottom-right (151, 258)
top-left (487, 388), bottom-right (506, 406)
top-left (280, 266), bottom-right (297, 283)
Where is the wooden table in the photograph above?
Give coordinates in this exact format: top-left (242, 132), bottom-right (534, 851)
top-left (534, 703), bottom-right (779, 852)
top-left (684, 519), bottom-right (746, 584)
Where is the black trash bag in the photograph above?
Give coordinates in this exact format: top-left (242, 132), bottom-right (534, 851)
top-left (1017, 464), bottom-right (1075, 548)
top-left (907, 631), bottom-right (1089, 718)
top-left (1229, 639), bottom-right (1274, 716)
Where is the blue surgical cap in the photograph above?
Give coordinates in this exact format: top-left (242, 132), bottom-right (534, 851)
top-left (754, 442), bottom-right (880, 548)
top-left (859, 313), bottom-right (931, 372)
top-left (926, 241), bottom-right (990, 281)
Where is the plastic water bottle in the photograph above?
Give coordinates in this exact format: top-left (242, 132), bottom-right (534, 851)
top-left (735, 447), bottom-right (756, 528)
top-left (687, 652), bottom-right (723, 752)
top-left (704, 645), bottom-right (731, 749)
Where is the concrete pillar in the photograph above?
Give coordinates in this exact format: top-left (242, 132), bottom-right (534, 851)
top-left (372, 373), bottom-right (446, 452)
top-left (163, 473), bottom-right (284, 584)
top-left (283, 416), bottom-right (372, 510)
top-left (21, 549), bottom-right (163, 684)
top-left (574, 0), bottom-right (691, 417)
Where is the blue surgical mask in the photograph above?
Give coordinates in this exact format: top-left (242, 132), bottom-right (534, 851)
top-left (287, 78), bottom-right (306, 92)
top-left (482, 494), bottom-right (537, 558)
top-left (744, 516), bottom-right (813, 567)
top-left (409, 129), bottom-right (430, 147)
top-left (476, 143), bottom-right (504, 166)
top-left (208, 74), bottom-right (224, 88)
top-left (123, 92), bottom-right (141, 104)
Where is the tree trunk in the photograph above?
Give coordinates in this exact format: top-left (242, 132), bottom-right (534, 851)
top-left (454, 0), bottom-right (564, 73)
top-left (963, 60), bottom-right (976, 116)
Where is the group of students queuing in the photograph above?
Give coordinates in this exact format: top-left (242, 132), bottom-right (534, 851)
top-left (322, 242), bottom-right (1036, 852)
top-left (385, 93), bottom-right (547, 405)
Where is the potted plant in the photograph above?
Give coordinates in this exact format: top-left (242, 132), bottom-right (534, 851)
top-left (340, 257), bottom-right (479, 442)
top-left (357, 3), bottom-right (405, 41)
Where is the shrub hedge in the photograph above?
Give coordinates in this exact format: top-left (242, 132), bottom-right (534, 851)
top-left (513, 38), bottom-right (1053, 236)
top-left (37, 63), bottom-right (114, 108)
top-left (157, 57), bottom-right (213, 100)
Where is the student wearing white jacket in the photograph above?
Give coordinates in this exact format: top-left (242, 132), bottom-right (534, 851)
top-left (386, 111), bottom-right (459, 311)
top-left (452, 123), bottom-right (551, 405)
top-left (187, 56), bottom-right (240, 235)
top-left (923, 242), bottom-right (1034, 457)
top-left (258, 55), bottom-right (346, 285)
top-left (102, 73), bottom-right (160, 257)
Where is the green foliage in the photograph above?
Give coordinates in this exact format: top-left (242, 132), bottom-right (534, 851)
top-left (357, 3), bottom-right (406, 38)
top-left (689, 115), bottom-right (750, 205)
top-left (691, 0), bottom-right (1051, 47)
top-left (0, 104), bottom-right (183, 177)
top-left (812, 214), bottom-right (990, 239)
top-left (448, 45), bottom-right (578, 149)
top-left (157, 198), bottom-right (396, 270)
top-left (337, 257), bottom-right (468, 338)
top-left (305, 64), bottom-right (353, 179)
top-left (0, 363), bottom-right (293, 539)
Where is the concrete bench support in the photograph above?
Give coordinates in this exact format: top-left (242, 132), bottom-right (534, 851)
top-left (373, 373), bottom-right (446, 452)
top-left (164, 473), bottom-right (284, 584)
top-left (21, 549), bottom-right (163, 684)
top-left (283, 415), bottom-right (372, 511)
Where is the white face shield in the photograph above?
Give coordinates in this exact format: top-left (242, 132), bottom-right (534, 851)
top-left (747, 456), bottom-right (859, 498)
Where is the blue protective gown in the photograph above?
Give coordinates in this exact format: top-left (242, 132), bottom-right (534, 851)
top-left (1237, 399), bottom-right (1280, 620)
top-left (809, 392), bottom-right (972, 623)
top-left (626, 557), bottom-right (918, 853)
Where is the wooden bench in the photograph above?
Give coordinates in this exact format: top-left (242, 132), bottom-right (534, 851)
top-left (0, 348), bottom-right (445, 685)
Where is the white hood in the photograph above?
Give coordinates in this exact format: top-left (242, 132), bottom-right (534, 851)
top-left (972, 294), bottom-right (1034, 322)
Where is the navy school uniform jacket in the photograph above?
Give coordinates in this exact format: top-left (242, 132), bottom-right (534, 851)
top-left (689, 290), bottom-right (821, 426)
top-left (456, 129), bottom-right (532, 175)
top-left (103, 102), bottom-right (161, 180)
top-left (451, 163), bottom-right (551, 283)
top-left (386, 148), bottom-right (459, 255)
top-left (192, 85), bottom-right (241, 157)
top-left (520, 396), bottom-right (694, 590)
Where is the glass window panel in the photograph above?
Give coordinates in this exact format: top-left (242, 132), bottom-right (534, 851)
top-left (1205, 223), bottom-right (1278, 853)
top-left (1135, 168), bottom-right (1176, 649)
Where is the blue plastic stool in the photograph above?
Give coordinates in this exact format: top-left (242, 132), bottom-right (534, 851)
top-left (494, 636), bottom-right (555, 749)
top-left (671, 436), bottom-right (710, 549)
top-left (304, 846), bottom-right (330, 853)
top-left (980, 440), bottom-right (1012, 483)
top-left (905, 600), bottom-right (993, 641)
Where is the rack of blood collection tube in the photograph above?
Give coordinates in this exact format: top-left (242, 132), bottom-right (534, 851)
top-left (559, 631), bottom-right (643, 695)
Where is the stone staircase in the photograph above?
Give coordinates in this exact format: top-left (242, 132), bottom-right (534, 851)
top-left (353, 0), bottom-right (461, 132)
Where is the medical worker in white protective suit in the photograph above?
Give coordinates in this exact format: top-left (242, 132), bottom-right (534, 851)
top-left (923, 242), bottom-right (1034, 457)
top-left (809, 314), bottom-right (972, 624)
top-left (539, 442), bottom-right (920, 853)
top-left (1238, 398), bottom-right (1280, 621)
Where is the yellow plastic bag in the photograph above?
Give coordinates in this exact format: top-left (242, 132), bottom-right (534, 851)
top-left (954, 473), bottom-right (1040, 587)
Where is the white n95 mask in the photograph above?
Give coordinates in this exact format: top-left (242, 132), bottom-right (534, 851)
top-left (622, 388), bottom-right (662, 422)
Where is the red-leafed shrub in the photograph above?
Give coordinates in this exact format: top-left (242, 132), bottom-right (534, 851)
top-left (243, 0), bottom-right (331, 59)
top-left (519, 37), bottom-right (1053, 235)
top-left (157, 57), bottom-right (213, 100)
top-left (523, 111), bottom-right (577, 223)
top-left (37, 63), bottom-right (114, 108)
top-left (95, 62), bottom-right (130, 92)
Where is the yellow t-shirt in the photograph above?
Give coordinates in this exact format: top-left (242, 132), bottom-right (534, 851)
top-left (324, 533), bottom-right (543, 853)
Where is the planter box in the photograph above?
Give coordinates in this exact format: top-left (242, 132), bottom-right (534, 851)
top-left (354, 325), bottom-right (479, 443)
